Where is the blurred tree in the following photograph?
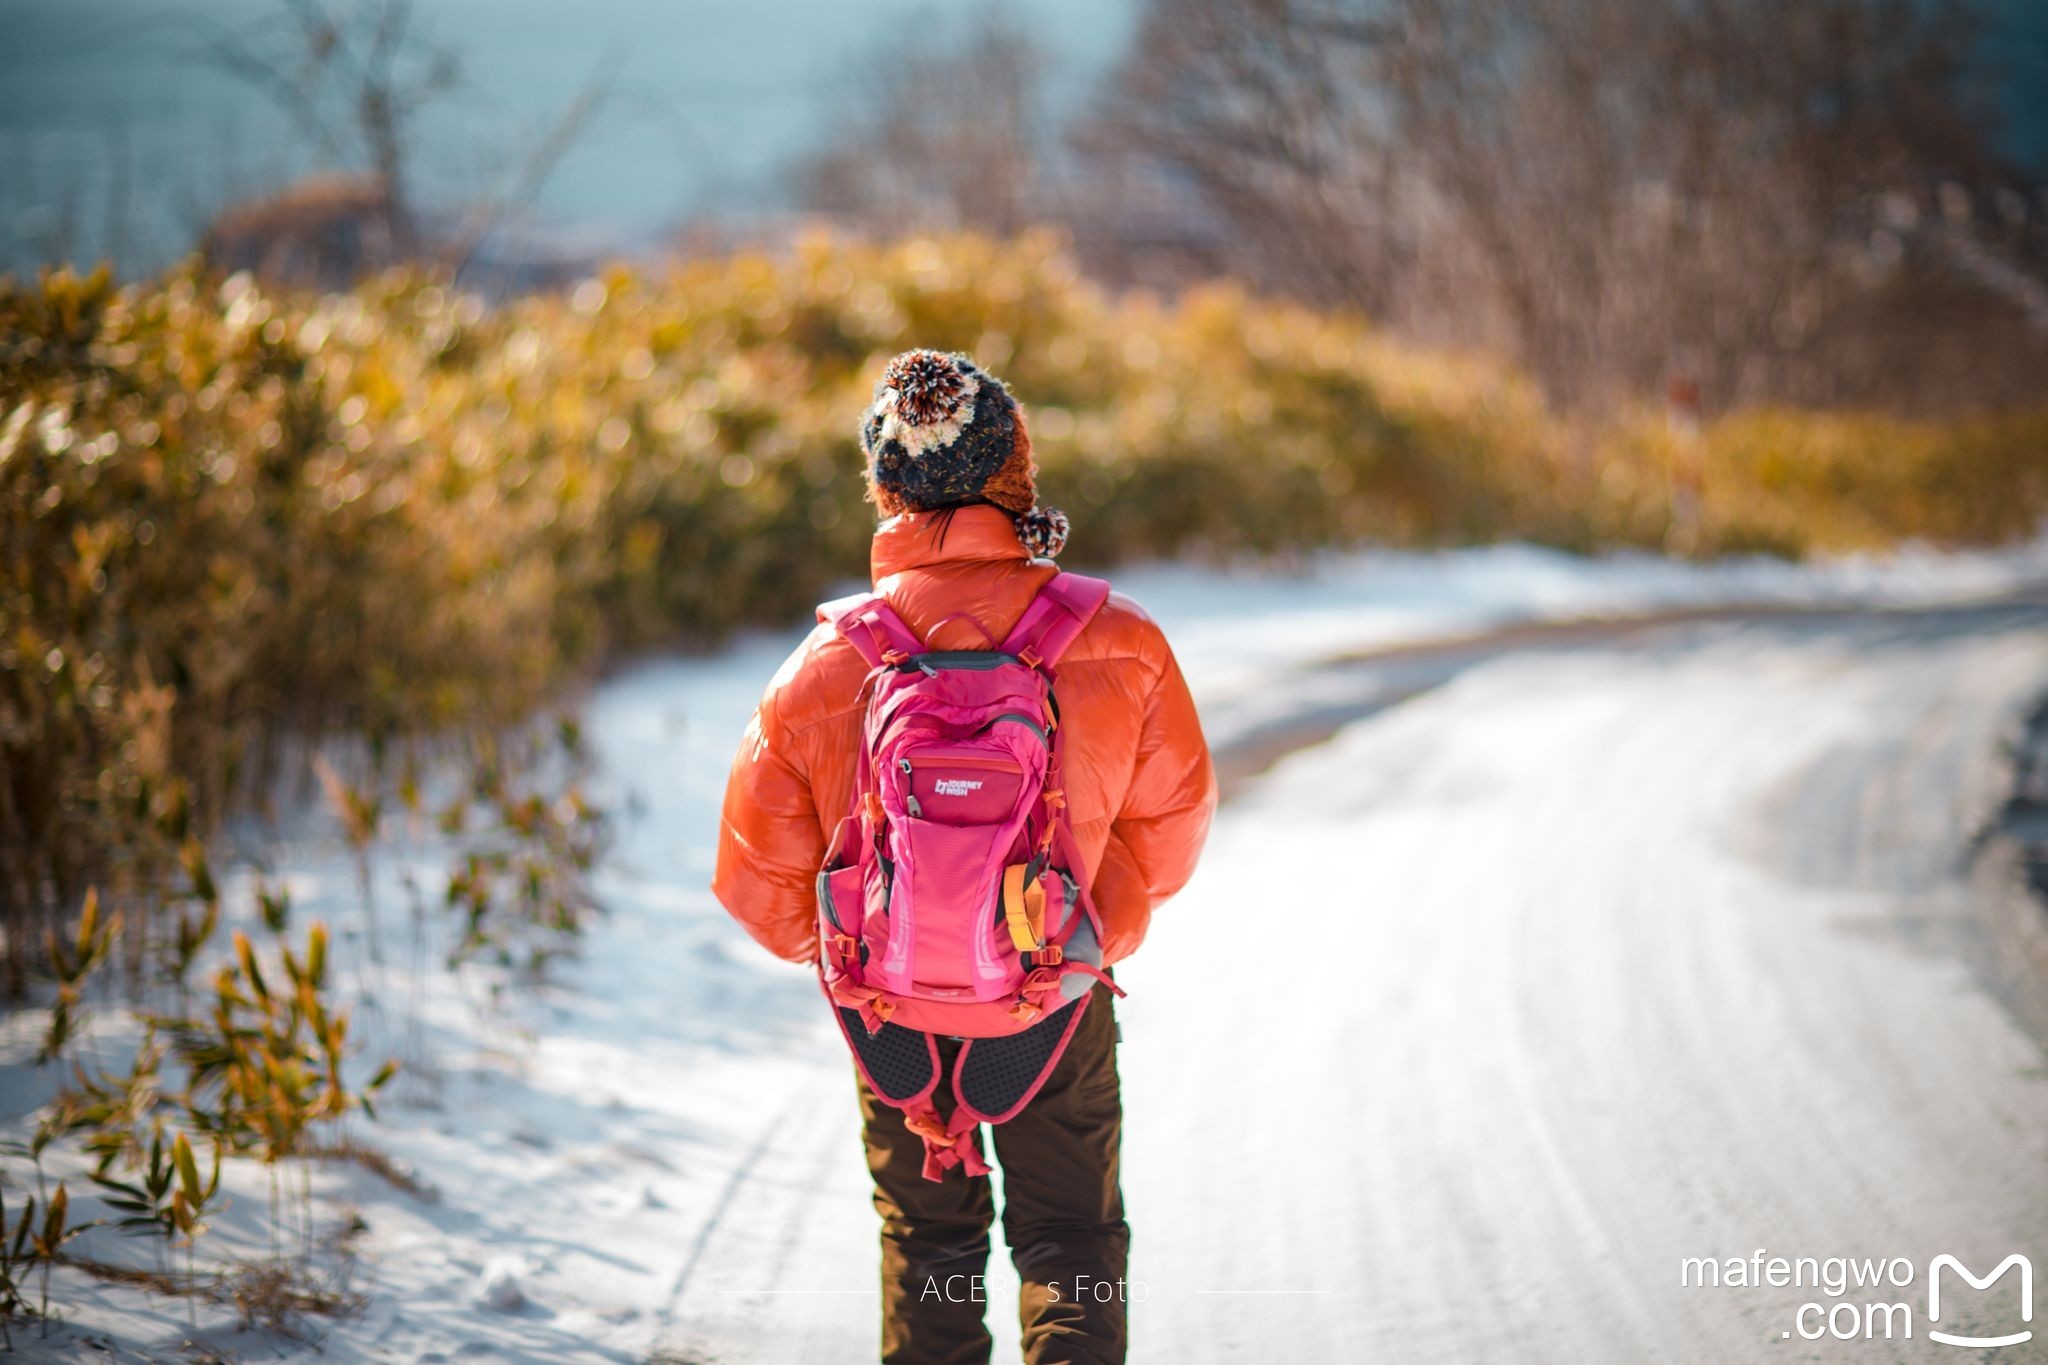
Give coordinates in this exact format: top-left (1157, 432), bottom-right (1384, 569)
top-left (1075, 0), bottom-right (2048, 414)
top-left (201, 0), bottom-right (456, 261)
top-left (196, 0), bottom-right (611, 287)
top-left (795, 13), bottom-right (1054, 239)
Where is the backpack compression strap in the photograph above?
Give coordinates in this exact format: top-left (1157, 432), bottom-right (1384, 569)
top-left (818, 592), bottom-right (924, 668)
top-left (1000, 573), bottom-right (1111, 672)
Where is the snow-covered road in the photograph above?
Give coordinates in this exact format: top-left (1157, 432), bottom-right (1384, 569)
top-left (17, 549), bottom-right (2048, 1363)
top-left (644, 600), bottom-right (2048, 1364)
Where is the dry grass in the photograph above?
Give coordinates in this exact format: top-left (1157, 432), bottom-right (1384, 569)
top-left (55, 1249), bottom-right (360, 1334)
top-left (307, 1139), bottom-right (439, 1204)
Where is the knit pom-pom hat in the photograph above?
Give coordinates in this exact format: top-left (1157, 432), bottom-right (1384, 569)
top-left (860, 348), bottom-right (1069, 558)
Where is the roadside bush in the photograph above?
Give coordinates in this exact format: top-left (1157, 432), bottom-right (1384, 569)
top-left (5, 229), bottom-right (2047, 981)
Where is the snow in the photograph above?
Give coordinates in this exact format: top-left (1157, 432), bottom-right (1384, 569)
top-left (5, 536), bottom-right (2047, 1362)
top-left (1115, 536), bottom-right (2048, 706)
top-left (476, 1258), bottom-right (530, 1314)
top-left (1123, 629), bottom-right (2048, 1360)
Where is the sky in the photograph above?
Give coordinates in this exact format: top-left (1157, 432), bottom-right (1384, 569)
top-left (0, 0), bottom-right (2041, 276)
top-left (0, 0), bottom-right (1140, 271)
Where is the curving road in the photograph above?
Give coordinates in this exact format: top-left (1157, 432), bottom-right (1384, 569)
top-left (651, 597), bottom-right (2048, 1364)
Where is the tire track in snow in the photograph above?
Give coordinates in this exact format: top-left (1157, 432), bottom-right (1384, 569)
top-left (1208, 590), bottom-right (2048, 796)
top-left (649, 1068), bottom-right (875, 1364)
top-left (655, 1094), bottom-right (810, 1319)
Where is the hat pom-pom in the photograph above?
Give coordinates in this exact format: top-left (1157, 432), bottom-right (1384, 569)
top-left (869, 349), bottom-right (982, 461)
top-left (883, 350), bottom-right (970, 426)
top-left (1015, 505), bottom-right (1069, 559)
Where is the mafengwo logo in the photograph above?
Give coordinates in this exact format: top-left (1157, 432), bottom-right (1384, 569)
top-left (1679, 1250), bottom-right (2032, 1346)
top-left (1927, 1254), bottom-right (2031, 1350)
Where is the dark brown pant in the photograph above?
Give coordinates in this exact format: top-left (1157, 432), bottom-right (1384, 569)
top-left (857, 983), bottom-right (1130, 1365)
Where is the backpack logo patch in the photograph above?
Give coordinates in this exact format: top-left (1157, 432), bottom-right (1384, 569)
top-left (933, 778), bottom-right (984, 797)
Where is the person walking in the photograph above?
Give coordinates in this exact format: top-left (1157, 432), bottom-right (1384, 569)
top-left (713, 349), bottom-right (1215, 1364)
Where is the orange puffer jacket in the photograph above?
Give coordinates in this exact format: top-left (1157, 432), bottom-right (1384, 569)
top-left (713, 505), bottom-right (1217, 968)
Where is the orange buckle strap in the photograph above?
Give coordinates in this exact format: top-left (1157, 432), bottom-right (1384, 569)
top-left (904, 1104), bottom-right (990, 1182)
top-left (903, 1107), bottom-right (950, 1145)
top-left (1010, 960), bottom-right (1122, 1022)
top-left (1008, 959), bottom-right (1065, 1022)
top-left (1034, 789), bottom-right (1066, 853)
top-left (1010, 965), bottom-right (1064, 1021)
top-left (828, 976), bottom-right (896, 1033)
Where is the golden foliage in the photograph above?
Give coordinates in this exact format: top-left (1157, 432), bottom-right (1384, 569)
top-left (5, 232), bottom-right (2046, 970)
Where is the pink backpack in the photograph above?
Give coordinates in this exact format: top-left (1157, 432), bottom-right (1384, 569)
top-left (814, 572), bottom-right (1124, 1180)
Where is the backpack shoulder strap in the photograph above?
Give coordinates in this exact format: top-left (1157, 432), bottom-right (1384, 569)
top-left (999, 573), bottom-right (1112, 671)
top-left (819, 592), bottom-right (924, 668)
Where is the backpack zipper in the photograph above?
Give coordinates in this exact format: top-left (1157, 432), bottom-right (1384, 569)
top-left (899, 758), bottom-right (923, 817)
top-left (902, 748), bottom-right (1026, 770)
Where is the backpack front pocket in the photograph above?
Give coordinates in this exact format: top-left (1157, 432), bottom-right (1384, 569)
top-left (883, 819), bottom-right (1026, 1000)
top-left (898, 748), bottom-right (1025, 826)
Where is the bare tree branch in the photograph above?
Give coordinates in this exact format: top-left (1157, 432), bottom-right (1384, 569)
top-left (450, 55), bottom-right (621, 280)
top-left (1076, 0), bottom-right (2047, 412)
